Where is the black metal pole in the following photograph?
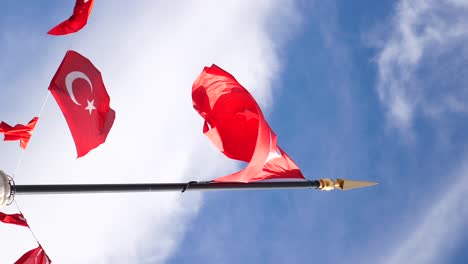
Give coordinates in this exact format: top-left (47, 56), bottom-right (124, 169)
top-left (12, 180), bottom-right (320, 195)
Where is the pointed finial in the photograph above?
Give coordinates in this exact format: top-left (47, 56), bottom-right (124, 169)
top-left (318, 178), bottom-right (378, 191)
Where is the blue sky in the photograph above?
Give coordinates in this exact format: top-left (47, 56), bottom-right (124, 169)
top-left (1, 0), bottom-right (468, 263)
top-left (170, 1), bottom-right (468, 264)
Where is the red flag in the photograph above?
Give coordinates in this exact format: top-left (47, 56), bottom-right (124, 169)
top-left (15, 246), bottom-right (51, 264)
top-left (0, 117), bottom-right (39, 149)
top-left (192, 64), bottom-right (304, 182)
top-left (49, 50), bottom-right (115, 157)
top-left (47, 0), bottom-right (94, 36)
top-left (0, 212), bottom-right (28, 227)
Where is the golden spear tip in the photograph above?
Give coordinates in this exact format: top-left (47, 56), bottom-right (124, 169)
top-left (318, 178), bottom-right (378, 191)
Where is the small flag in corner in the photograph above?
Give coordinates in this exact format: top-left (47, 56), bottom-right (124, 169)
top-left (15, 245), bottom-right (51, 264)
top-left (48, 0), bottom-right (94, 36)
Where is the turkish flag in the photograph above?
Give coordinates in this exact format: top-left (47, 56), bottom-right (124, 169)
top-left (0, 212), bottom-right (28, 227)
top-left (0, 117), bottom-right (39, 149)
top-left (49, 50), bottom-right (115, 158)
top-left (48, 0), bottom-right (94, 36)
top-left (15, 246), bottom-right (51, 264)
top-left (192, 64), bottom-right (304, 182)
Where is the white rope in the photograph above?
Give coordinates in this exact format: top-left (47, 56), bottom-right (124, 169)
top-left (12, 92), bottom-right (51, 179)
top-left (13, 200), bottom-right (42, 246)
top-left (37, 92), bottom-right (51, 118)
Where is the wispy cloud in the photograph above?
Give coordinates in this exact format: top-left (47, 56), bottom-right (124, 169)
top-left (375, 0), bottom-right (468, 134)
top-left (0, 1), bottom-right (298, 263)
top-left (373, 0), bottom-right (468, 262)
top-left (381, 157), bottom-right (468, 264)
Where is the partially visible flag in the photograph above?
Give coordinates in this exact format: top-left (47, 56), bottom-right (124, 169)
top-left (0, 213), bottom-right (51, 263)
top-left (15, 246), bottom-right (51, 264)
top-left (192, 64), bottom-right (304, 182)
top-left (0, 212), bottom-right (28, 227)
top-left (49, 50), bottom-right (115, 157)
top-left (48, 0), bottom-right (94, 36)
top-left (0, 117), bottom-right (39, 149)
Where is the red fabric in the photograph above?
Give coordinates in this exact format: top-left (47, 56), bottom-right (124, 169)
top-left (0, 117), bottom-right (39, 149)
top-left (15, 246), bottom-right (51, 264)
top-left (47, 0), bottom-right (94, 35)
top-left (49, 50), bottom-right (115, 158)
top-left (0, 212), bottom-right (28, 227)
top-left (192, 64), bottom-right (304, 182)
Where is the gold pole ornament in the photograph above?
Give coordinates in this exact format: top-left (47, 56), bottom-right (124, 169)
top-left (318, 178), bottom-right (378, 191)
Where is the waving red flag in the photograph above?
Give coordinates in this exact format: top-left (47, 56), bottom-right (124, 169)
top-left (49, 50), bottom-right (115, 157)
top-left (0, 117), bottom-right (39, 149)
top-left (48, 0), bottom-right (94, 36)
top-left (0, 212), bottom-right (28, 227)
top-left (192, 64), bottom-right (304, 182)
top-left (15, 246), bottom-right (51, 264)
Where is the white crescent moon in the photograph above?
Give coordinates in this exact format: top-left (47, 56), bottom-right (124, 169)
top-left (65, 71), bottom-right (93, 106)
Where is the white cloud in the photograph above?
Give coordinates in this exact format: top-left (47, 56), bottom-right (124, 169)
top-left (375, 0), bottom-right (468, 132)
top-left (0, 1), bottom-right (299, 263)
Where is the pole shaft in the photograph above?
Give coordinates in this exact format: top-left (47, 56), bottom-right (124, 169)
top-left (13, 181), bottom-right (320, 195)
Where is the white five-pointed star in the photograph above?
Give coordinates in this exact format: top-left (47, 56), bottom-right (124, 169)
top-left (85, 99), bottom-right (96, 115)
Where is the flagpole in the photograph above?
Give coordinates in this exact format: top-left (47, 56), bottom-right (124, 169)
top-left (12, 181), bottom-right (321, 194)
top-left (0, 171), bottom-right (377, 207)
